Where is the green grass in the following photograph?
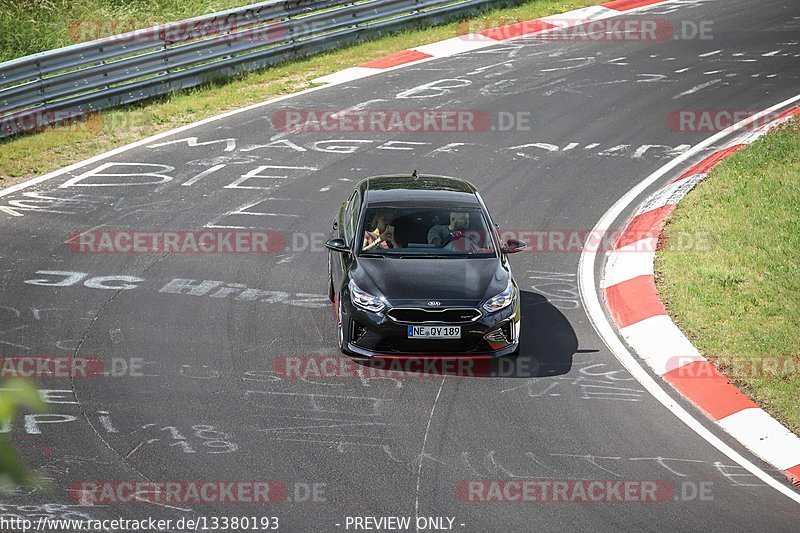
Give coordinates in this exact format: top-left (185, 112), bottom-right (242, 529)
top-left (0, 0), bottom-right (602, 187)
top-left (0, 0), bottom-right (253, 62)
top-left (655, 119), bottom-right (800, 433)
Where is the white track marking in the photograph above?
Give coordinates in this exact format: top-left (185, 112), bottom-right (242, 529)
top-left (0, 85), bottom-right (336, 199)
top-left (181, 164), bottom-right (226, 186)
top-left (414, 377), bottom-right (446, 532)
top-left (673, 78), bottom-right (722, 99)
top-left (579, 92), bottom-right (800, 505)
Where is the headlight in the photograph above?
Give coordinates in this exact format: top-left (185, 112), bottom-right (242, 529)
top-left (349, 279), bottom-right (385, 313)
top-left (483, 279), bottom-right (515, 313)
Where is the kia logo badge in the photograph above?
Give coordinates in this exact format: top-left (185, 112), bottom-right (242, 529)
top-left (427, 301), bottom-right (441, 306)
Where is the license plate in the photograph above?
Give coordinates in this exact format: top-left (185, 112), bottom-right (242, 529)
top-left (407, 325), bottom-right (461, 339)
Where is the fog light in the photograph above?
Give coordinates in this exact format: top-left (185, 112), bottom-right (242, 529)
top-left (351, 321), bottom-right (368, 343)
top-left (484, 326), bottom-right (510, 349)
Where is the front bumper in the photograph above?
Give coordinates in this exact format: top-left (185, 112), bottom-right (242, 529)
top-left (342, 299), bottom-right (520, 358)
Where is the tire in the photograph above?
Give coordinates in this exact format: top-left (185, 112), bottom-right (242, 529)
top-left (337, 299), bottom-right (352, 355)
top-left (327, 253), bottom-right (335, 303)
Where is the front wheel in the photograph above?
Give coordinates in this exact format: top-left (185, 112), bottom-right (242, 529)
top-left (337, 298), bottom-right (352, 355)
top-left (327, 253), bottom-right (335, 302)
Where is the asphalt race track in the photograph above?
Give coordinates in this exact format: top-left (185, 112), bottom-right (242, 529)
top-left (1, 0), bottom-right (799, 530)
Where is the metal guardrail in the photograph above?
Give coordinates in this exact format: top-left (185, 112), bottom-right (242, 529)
top-left (0, 0), bottom-right (518, 138)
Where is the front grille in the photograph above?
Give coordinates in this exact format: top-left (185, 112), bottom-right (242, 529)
top-left (386, 308), bottom-right (481, 324)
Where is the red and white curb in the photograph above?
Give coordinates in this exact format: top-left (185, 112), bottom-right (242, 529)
top-left (601, 105), bottom-right (800, 488)
top-left (313, 0), bottom-right (669, 84)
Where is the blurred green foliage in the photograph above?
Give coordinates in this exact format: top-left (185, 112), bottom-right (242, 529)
top-left (0, 379), bottom-right (47, 487)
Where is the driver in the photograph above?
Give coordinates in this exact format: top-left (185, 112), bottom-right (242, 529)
top-left (428, 211), bottom-right (473, 248)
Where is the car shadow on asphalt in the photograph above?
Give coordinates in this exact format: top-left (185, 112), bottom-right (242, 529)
top-left (350, 290), bottom-right (579, 379)
top-left (511, 290), bottom-right (578, 378)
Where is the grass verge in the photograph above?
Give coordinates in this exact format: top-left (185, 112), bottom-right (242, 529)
top-left (0, 0), bottom-right (602, 189)
top-left (655, 119), bottom-right (800, 434)
top-left (0, 0), bottom-right (255, 62)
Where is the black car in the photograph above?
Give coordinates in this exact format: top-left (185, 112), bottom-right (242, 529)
top-left (326, 173), bottom-right (526, 358)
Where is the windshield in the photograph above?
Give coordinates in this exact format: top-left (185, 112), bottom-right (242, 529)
top-left (359, 205), bottom-right (497, 257)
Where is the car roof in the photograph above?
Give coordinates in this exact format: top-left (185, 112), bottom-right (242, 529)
top-left (359, 174), bottom-right (480, 205)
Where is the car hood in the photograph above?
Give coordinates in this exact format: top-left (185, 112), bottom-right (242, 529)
top-left (352, 257), bottom-right (509, 305)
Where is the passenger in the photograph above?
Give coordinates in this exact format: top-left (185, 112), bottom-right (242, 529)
top-left (427, 211), bottom-right (471, 247)
top-left (363, 210), bottom-right (399, 251)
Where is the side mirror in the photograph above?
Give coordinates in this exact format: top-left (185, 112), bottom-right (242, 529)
top-left (325, 238), bottom-right (350, 253)
top-left (501, 239), bottom-right (526, 254)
